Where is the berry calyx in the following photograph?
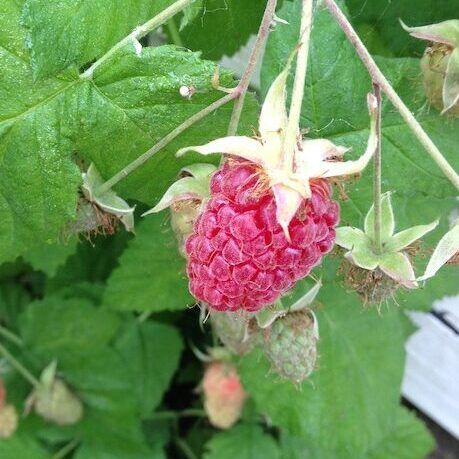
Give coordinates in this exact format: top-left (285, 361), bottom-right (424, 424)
top-left (402, 19), bottom-right (459, 115)
top-left (202, 361), bottom-right (246, 429)
top-left (336, 192), bottom-right (438, 305)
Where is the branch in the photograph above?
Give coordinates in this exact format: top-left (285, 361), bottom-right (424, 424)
top-left (81, 0), bottom-right (194, 79)
top-left (283, 0), bottom-right (314, 172)
top-left (372, 83), bottom-right (382, 254)
top-left (227, 0), bottom-right (278, 135)
top-left (323, 0), bottom-right (459, 191)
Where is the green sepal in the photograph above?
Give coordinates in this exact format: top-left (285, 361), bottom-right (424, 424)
top-left (378, 252), bottom-right (417, 289)
top-left (364, 192), bottom-right (394, 242)
top-left (420, 219), bottom-right (459, 280)
top-left (336, 227), bottom-right (379, 270)
top-left (384, 220), bottom-right (438, 252)
top-left (443, 47), bottom-right (459, 113)
top-left (255, 281), bottom-right (321, 329)
top-left (82, 163), bottom-right (135, 232)
top-left (142, 163), bottom-right (216, 216)
top-left (401, 19), bottom-right (459, 47)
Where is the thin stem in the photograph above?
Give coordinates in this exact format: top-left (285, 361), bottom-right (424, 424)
top-left (0, 342), bottom-right (40, 388)
top-left (52, 439), bottom-right (80, 459)
top-left (227, 0), bottom-right (278, 136)
top-left (283, 0), bottom-right (314, 172)
top-left (0, 324), bottom-right (23, 347)
top-left (81, 0), bottom-right (194, 79)
top-left (97, 92), bottom-right (235, 194)
top-left (323, 0), bottom-right (459, 191)
top-left (167, 17), bottom-right (184, 47)
top-left (372, 83), bottom-right (382, 254)
top-left (147, 409), bottom-right (206, 420)
top-left (175, 438), bottom-right (199, 459)
top-left (138, 311), bottom-right (152, 322)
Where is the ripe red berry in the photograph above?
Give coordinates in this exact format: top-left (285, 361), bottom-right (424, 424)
top-left (185, 159), bottom-right (339, 312)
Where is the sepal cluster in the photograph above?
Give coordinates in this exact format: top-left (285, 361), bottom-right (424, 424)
top-left (336, 192), bottom-right (438, 288)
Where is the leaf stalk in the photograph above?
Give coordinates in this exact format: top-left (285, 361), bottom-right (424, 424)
top-left (0, 324), bottom-right (23, 348)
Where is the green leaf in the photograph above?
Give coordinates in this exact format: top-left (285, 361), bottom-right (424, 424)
top-left (364, 407), bottom-right (434, 459)
top-left (75, 44), bottom-right (258, 206)
top-left (180, 0), bottom-right (267, 60)
top-left (103, 212), bottom-right (192, 312)
top-left (22, 0), bottom-right (175, 79)
top-left (203, 424), bottom-right (281, 459)
top-left (22, 238), bottom-right (78, 277)
top-left (0, 434), bottom-right (49, 459)
top-left (346, 0), bottom-right (459, 56)
top-left (364, 193), bottom-right (395, 242)
top-left (240, 283), bottom-right (410, 459)
top-left (114, 321), bottom-right (183, 416)
top-left (1, 3), bottom-right (257, 265)
top-left (19, 295), bottom-right (120, 363)
top-left (46, 233), bottom-right (130, 294)
top-left (398, 264), bottom-right (459, 311)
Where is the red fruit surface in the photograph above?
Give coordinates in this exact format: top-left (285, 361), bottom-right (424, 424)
top-left (185, 159), bottom-right (339, 312)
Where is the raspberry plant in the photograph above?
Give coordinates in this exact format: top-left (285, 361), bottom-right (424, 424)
top-left (0, 0), bottom-right (458, 458)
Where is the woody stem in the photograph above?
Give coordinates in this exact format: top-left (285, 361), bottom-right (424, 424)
top-left (283, 0), bottom-right (314, 172)
top-left (323, 0), bottom-right (459, 191)
top-left (227, 0), bottom-right (278, 135)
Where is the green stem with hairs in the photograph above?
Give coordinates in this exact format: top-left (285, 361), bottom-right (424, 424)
top-left (0, 341), bottom-right (40, 388)
top-left (52, 439), bottom-right (80, 459)
top-left (372, 83), bottom-right (382, 254)
top-left (283, 0), bottom-right (314, 172)
top-left (0, 324), bottom-right (23, 347)
top-left (167, 17), bottom-right (184, 47)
